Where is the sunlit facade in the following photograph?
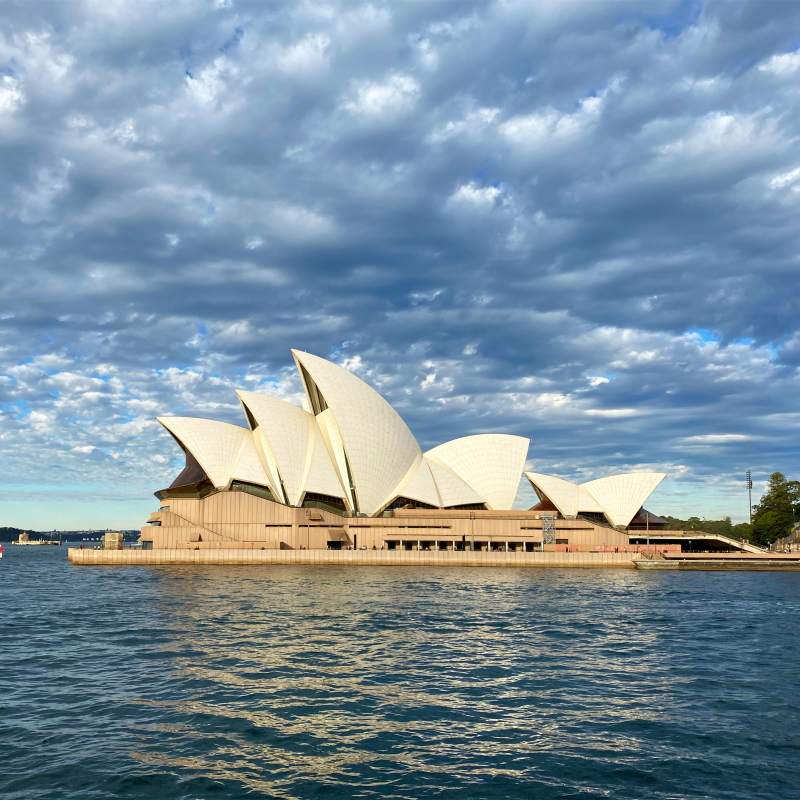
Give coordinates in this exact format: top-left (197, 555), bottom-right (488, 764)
top-left (140, 350), bottom-right (666, 552)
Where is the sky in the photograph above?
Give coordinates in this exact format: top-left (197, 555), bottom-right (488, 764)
top-left (1, 0), bottom-right (799, 530)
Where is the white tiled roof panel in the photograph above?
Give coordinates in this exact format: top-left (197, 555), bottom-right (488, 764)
top-left (426, 457), bottom-right (485, 507)
top-left (577, 486), bottom-right (604, 513)
top-left (398, 458), bottom-right (441, 507)
top-left (524, 472), bottom-right (578, 517)
top-left (230, 430), bottom-right (274, 490)
top-left (237, 390), bottom-right (312, 506)
top-left (293, 350), bottom-right (421, 515)
top-left (304, 421), bottom-right (347, 499)
top-left (580, 472), bottom-right (667, 527)
top-left (426, 434), bottom-right (530, 510)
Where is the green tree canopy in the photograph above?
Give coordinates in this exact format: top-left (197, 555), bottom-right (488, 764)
top-left (751, 472), bottom-right (800, 546)
top-left (664, 515), bottom-right (752, 541)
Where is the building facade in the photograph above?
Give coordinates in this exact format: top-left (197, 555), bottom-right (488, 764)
top-left (140, 349), bottom-right (666, 552)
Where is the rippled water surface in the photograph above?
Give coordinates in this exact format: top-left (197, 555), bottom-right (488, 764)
top-left (2, 548), bottom-right (800, 799)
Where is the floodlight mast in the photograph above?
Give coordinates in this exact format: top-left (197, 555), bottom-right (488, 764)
top-left (746, 470), bottom-right (753, 525)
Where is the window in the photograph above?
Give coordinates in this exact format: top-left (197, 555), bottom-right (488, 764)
top-left (302, 492), bottom-right (348, 516)
top-left (385, 496), bottom-right (438, 511)
top-left (230, 481), bottom-right (275, 502)
top-left (578, 512), bottom-right (610, 526)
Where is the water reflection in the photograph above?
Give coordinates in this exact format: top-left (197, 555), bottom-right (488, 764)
top-left (3, 551), bottom-right (800, 800)
top-left (123, 566), bottom-right (800, 798)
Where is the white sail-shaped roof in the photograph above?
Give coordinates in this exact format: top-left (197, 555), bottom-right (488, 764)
top-left (577, 486), bottom-right (603, 513)
top-left (426, 458), bottom-right (485, 507)
top-left (230, 430), bottom-right (275, 491)
top-left (236, 390), bottom-right (312, 506)
top-left (252, 427), bottom-right (286, 503)
top-left (292, 350), bottom-right (422, 515)
top-left (315, 408), bottom-right (355, 511)
top-left (525, 472), bottom-right (578, 517)
top-left (303, 421), bottom-right (348, 500)
top-left (580, 472), bottom-right (667, 527)
top-left (157, 416), bottom-right (248, 489)
top-left (384, 455), bottom-right (441, 509)
top-left (426, 434), bottom-right (530, 510)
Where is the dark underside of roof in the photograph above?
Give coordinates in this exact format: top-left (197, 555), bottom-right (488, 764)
top-left (168, 449), bottom-right (208, 489)
top-left (627, 508), bottom-right (668, 529)
top-left (530, 498), bottom-right (559, 513)
top-left (154, 450), bottom-right (213, 500)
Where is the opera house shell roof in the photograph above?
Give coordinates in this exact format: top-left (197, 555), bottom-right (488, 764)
top-left (155, 349), bottom-right (665, 526)
top-left (524, 471), bottom-right (666, 529)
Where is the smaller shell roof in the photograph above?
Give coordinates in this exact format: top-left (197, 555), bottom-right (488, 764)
top-left (525, 470), bottom-right (667, 526)
top-left (580, 472), bottom-right (667, 528)
top-left (525, 472), bottom-right (578, 518)
top-left (157, 416), bottom-right (248, 489)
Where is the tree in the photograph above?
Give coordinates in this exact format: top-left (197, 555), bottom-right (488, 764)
top-left (751, 472), bottom-right (800, 546)
top-left (752, 510), bottom-right (789, 547)
top-left (664, 515), bottom-right (754, 541)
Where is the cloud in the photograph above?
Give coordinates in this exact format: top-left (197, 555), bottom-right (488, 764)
top-left (343, 73), bottom-right (420, 118)
top-left (1, 1), bottom-right (800, 527)
top-left (769, 166), bottom-right (800, 191)
top-left (682, 434), bottom-right (752, 443)
top-left (446, 182), bottom-right (503, 210)
top-left (759, 49), bottom-right (800, 76)
top-left (585, 409), bottom-right (638, 418)
top-left (0, 75), bottom-right (24, 114)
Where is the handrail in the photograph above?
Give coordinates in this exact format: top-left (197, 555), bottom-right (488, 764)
top-left (635, 529), bottom-right (766, 554)
top-left (157, 509), bottom-right (239, 542)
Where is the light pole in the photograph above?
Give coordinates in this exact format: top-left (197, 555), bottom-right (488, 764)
top-left (746, 470), bottom-right (753, 525)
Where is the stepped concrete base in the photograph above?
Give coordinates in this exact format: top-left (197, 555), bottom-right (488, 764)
top-left (68, 548), bottom-right (638, 569)
top-left (635, 557), bottom-right (800, 571)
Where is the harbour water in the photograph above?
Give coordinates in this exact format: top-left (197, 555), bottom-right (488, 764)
top-left (2, 547), bottom-right (799, 799)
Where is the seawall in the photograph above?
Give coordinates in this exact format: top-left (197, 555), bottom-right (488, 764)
top-left (636, 556), bottom-right (800, 571)
top-left (68, 548), bottom-right (638, 569)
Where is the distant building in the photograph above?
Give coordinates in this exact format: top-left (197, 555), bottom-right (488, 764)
top-left (141, 349), bottom-right (666, 552)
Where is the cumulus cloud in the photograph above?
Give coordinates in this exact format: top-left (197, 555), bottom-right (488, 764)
top-left (1, 0), bottom-right (800, 527)
top-left (343, 73), bottom-right (420, 118)
top-left (759, 48), bottom-right (800, 76)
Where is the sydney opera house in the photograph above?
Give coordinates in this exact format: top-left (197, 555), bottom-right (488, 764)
top-left (140, 350), bottom-right (667, 552)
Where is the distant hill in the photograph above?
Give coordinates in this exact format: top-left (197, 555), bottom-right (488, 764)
top-left (0, 527), bottom-right (44, 541)
top-left (0, 528), bottom-right (139, 542)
